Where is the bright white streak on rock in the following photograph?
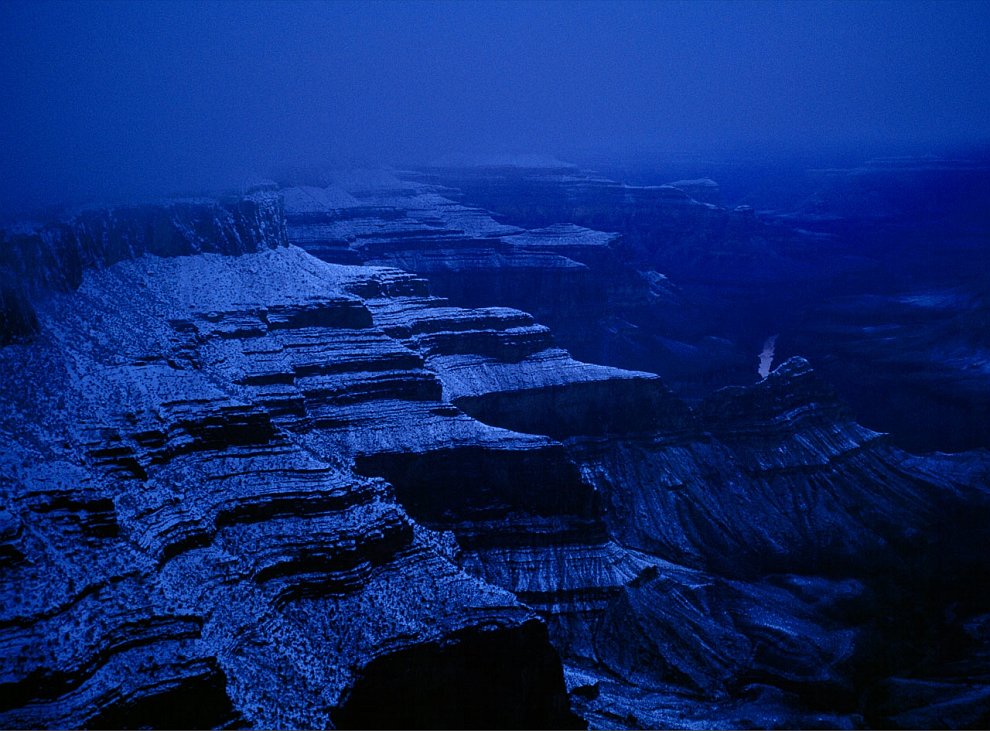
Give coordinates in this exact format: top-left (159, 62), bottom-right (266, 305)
top-left (758, 334), bottom-right (779, 379)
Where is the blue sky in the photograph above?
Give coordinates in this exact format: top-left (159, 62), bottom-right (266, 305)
top-left (2, 0), bottom-right (989, 212)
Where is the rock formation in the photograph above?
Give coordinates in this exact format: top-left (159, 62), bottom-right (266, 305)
top-left (2, 178), bottom-right (989, 729)
top-left (0, 201), bottom-right (579, 729)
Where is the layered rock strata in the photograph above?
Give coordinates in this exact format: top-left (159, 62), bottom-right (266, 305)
top-left (0, 205), bottom-right (581, 729)
top-left (3, 192), bottom-right (989, 730)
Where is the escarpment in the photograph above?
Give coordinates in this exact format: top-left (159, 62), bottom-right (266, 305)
top-left (278, 176), bottom-right (990, 727)
top-left (278, 172), bottom-right (652, 375)
top-left (276, 169), bottom-right (821, 401)
top-left (3, 186), bottom-right (990, 730)
top-left (0, 201), bottom-right (582, 729)
top-left (0, 193), bottom-right (287, 346)
top-left (282, 178), bottom-right (990, 726)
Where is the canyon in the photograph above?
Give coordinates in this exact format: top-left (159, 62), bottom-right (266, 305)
top-left (2, 159), bottom-right (989, 729)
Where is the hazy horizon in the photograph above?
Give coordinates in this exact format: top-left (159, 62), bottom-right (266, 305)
top-left (3, 0), bottom-right (990, 215)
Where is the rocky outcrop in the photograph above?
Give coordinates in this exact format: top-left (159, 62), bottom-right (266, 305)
top-left (0, 193), bottom-right (287, 347)
top-left (573, 356), bottom-right (960, 576)
top-left (781, 284), bottom-right (990, 452)
top-left (0, 204), bottom-right (583, 729)
top-left (1, 194), bottom-right (286, 292)
top-left (278, 171), bottom-right (760, 396)
top-left (280, 175), bottom-right (608, 350)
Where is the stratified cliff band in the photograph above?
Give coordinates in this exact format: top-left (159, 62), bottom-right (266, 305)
top-left (2, 167), bottom-right (989, 729)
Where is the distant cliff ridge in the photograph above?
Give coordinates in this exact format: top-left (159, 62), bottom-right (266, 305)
top-left (0, 193), bottom-right (285, 344)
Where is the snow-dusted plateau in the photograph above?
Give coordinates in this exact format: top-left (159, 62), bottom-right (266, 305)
top-left (2, 159), bottom-right (990, 729)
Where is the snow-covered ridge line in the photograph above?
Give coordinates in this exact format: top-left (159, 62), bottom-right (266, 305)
top-left (1, 192), bottom-right (286, 293)
top-left (1, 192), bottom-right (286, 345)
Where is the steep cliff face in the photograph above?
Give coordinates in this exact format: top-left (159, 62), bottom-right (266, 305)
top-left (0, 202), bottom-right (581, 729)
top-left (0, 194), bottom-right (287, 345)
top-left (317, 232), bottom-right (990, 726)
top-left (280, 167), bottom-right (867, 404)
top-left (280, 172), bottom-right (616, 362)
top-left (555, 357), bottom-right (990, 728)
top-left (407, 159), bottom-right (990, 454)
top-left (3, 191), bottom-right (989, 730)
